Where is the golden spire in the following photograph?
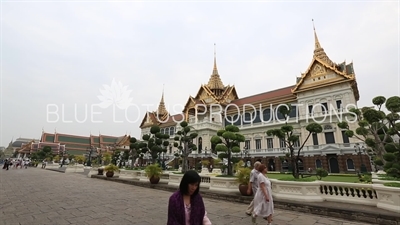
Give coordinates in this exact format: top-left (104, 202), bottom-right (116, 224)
top-left (207, 43), bottom-right (224, 91)
top-left (312, 19), bottom-right (334, 66)
top-left (157, 85), bottom-right (168, 116)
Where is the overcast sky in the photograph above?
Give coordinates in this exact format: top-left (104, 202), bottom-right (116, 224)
top-left (1, 1), bottom-right (399, 147)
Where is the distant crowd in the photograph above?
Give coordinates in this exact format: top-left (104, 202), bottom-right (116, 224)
top-left (2, 158), bottom-right (30, 170)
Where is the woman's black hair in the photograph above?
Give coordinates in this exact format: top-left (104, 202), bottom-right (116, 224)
top-left (179, 170), bottom-right (201, 195)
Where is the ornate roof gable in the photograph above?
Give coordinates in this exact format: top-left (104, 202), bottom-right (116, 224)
top-left (292, 22), bottom-right (358, 100)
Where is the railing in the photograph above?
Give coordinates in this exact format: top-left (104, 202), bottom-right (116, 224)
top-left (92, 170), bottom-right (400, 214)
top-left (319, 182), bottom-right (377, 206)
top-left (248, 142), bottom-right (363, 154)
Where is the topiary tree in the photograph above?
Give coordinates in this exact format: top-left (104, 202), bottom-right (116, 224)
top-left (210, 125), bottom-right (245, 176)
top-left (174, 121), bottom-right (198, 173)
top-left (338, 96), bottom-right (400, 177)
top-left (315, 168), bottom-right (328, 180)
top-left (140, 125), bottom-right (170, 165)
top-left (267, 104), bottom-right (323, 179)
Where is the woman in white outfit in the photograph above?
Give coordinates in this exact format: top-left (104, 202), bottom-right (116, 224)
top-left (252, 164), bottom-right (274, 225)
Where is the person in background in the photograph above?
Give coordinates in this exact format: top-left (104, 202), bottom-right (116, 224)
top-left (245, 161), bottom-right (261, 216)
top-left (167, 170), bottom-right (212, 225)
top-left (252, 164), bottom-right (274, 225)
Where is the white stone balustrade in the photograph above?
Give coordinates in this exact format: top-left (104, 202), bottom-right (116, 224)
top-left (373, 184), bottom-right (400, 213)
top-left (271, 179), bottom-right (324, 202)
top-left (92, 169), bottom-right (400, 214)
top-left (209, 177), bottom-right (238, 193)
top-left (319, 181), bottom-right (376, 206)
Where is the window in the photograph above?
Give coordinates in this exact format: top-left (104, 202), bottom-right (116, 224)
top-left (161, 128), bottom-right (165, 134)
top-left (266, 138), bottom-right (273, 149)
top-left (233, 115), bottom-right (241, 126)
top-left (279, 138), bottom-right (286, 148)
top-left (245, 140), bottom-right (250, 150)
top-left (325, 132), bottom-right (335, 144)
top-left (308, 105), bottom-right (313, 115)
top-left (321, 102), bottom-right (328, 114)
top-left (315, 159), bottom-right (322, 168)
top-left (289, 105), bottom-right (298, 119)
top-left (255, 139), bottom-right (261, 149)
top-left (346, 159), bottom-right (355, 171)
top-left (169, 127), bottom-right (175, 136)
top-left (262, 109), bottom-right (272, 122)
top-left (342, 131), bottom-right (350, 145)
top-left (243, 112), bottom-right (252, 124)
top-left (165, 128), bottom-right (170, 135)
top-left (253, 111), bottom-right (261, 123)
top-left (312, 133), bottom-right (319, 145)
top-left (336, 100), bottom-right (342, 110)
top-left (293, 139), bottom-right (300, 147)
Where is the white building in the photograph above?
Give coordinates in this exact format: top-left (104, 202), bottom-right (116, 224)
top-left (140, 27), bottom-right (370, 173)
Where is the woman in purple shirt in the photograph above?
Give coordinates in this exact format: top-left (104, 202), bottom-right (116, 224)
top-left (167, 170), bottom-right (212, 225)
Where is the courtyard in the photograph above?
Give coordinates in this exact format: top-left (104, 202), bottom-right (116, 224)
top-left (0, 168), bottom-right (371, 225)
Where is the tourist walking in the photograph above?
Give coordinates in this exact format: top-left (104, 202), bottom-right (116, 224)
top-left (2, 159), bottom-right (9, 170)
top-left (252, 164), bottom-right (274, 225)
top-left (167, 170), bottom-right (212, 225)
top-left (245, 161), bottom-right (261, 215)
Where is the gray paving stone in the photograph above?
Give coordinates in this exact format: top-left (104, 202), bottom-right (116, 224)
top-left (0, 168), bottom-right (370, 225)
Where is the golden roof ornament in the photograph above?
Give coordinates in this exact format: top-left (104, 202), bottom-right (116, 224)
top-left (207, 43), bottom-right (224, 90)
top-left (157, 85), bottom-right (168, 116)
top-left (312, 19), bottom-right (334, 67)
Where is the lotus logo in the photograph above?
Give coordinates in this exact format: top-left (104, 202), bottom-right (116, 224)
top-left (97, 78), bottom-right (133, 110)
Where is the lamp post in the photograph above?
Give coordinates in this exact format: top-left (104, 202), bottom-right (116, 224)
top-left (86, 146), bottom-right (94, 167)
top-left (242, 146), bottom-right (250, 167)
top-left (354, 143), bottom-right (366, 173)
top-left (59, 148), bottom-right (66, 168)
top-left (98, 148), bottom-right (103, 166)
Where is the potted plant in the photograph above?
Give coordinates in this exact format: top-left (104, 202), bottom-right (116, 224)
top-left (98, 167), bottom-right (104, 175)
top-left (145, 164), bottom-right (162, 184)
top-left (236, 167), bottom-right (252, 196)
top-left (104, 164), bottom-right (119, 177)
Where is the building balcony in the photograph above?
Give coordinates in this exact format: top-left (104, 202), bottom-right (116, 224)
top-left (247, 142), bottom-right (363, 156)
top-left (190, 121), bottom-right (224, 131)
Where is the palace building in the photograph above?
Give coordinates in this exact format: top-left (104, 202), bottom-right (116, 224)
top-left (140, 27), bottom-right (371, 173)
top-left (14, 132), bottom-right (131, 157)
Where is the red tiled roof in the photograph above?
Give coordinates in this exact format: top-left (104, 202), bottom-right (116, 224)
top-left (231, 85), bottom-right (295, 106)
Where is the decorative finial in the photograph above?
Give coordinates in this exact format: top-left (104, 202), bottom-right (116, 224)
top-left (213, 43), bottom-right (218, 74)
top-left (312, 19), bottom-right (321, 49)
top-left (312, 19), bottom-right (315, 31)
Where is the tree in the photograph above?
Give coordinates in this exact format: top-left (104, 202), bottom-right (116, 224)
top-left (210, 125), bottom-right (245, 176)
top-left (38, 146), bottom-right (53, 160)
top-left (173, 121), bottom-right (198, 173)
top-left (266, 104), bottom-right (323, 179)
top-left (338, 96), bottom-right (400, 177)
top-left (140, 125), bottom-right (170, 165)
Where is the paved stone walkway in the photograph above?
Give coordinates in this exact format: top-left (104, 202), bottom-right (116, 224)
top-left (0, 168), bottom-right (369, 225)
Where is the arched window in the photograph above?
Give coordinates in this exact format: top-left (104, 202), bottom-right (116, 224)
top-left (233, 114), bottom-right (241, 126)
top-left (243, 112), bottom-right (252, 124)
top-left (346, 159), bottom-right (355, 171)
top-left (225, 116), bottom-right (232, 126)
top-left (297, 158), bottom-right (304, 172)
top-left (165, 127), bottom-right (170, 135)
top-left (315, 159), bottom-right (322, 168)
top-left (161, 128), bottom-right (165, 134)
top-left (262, 108), bottom-right (272, 123)
top-left (169, 127), bottom-right (175, 136)
top-left (253, 111), bottom-right (261, 123)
